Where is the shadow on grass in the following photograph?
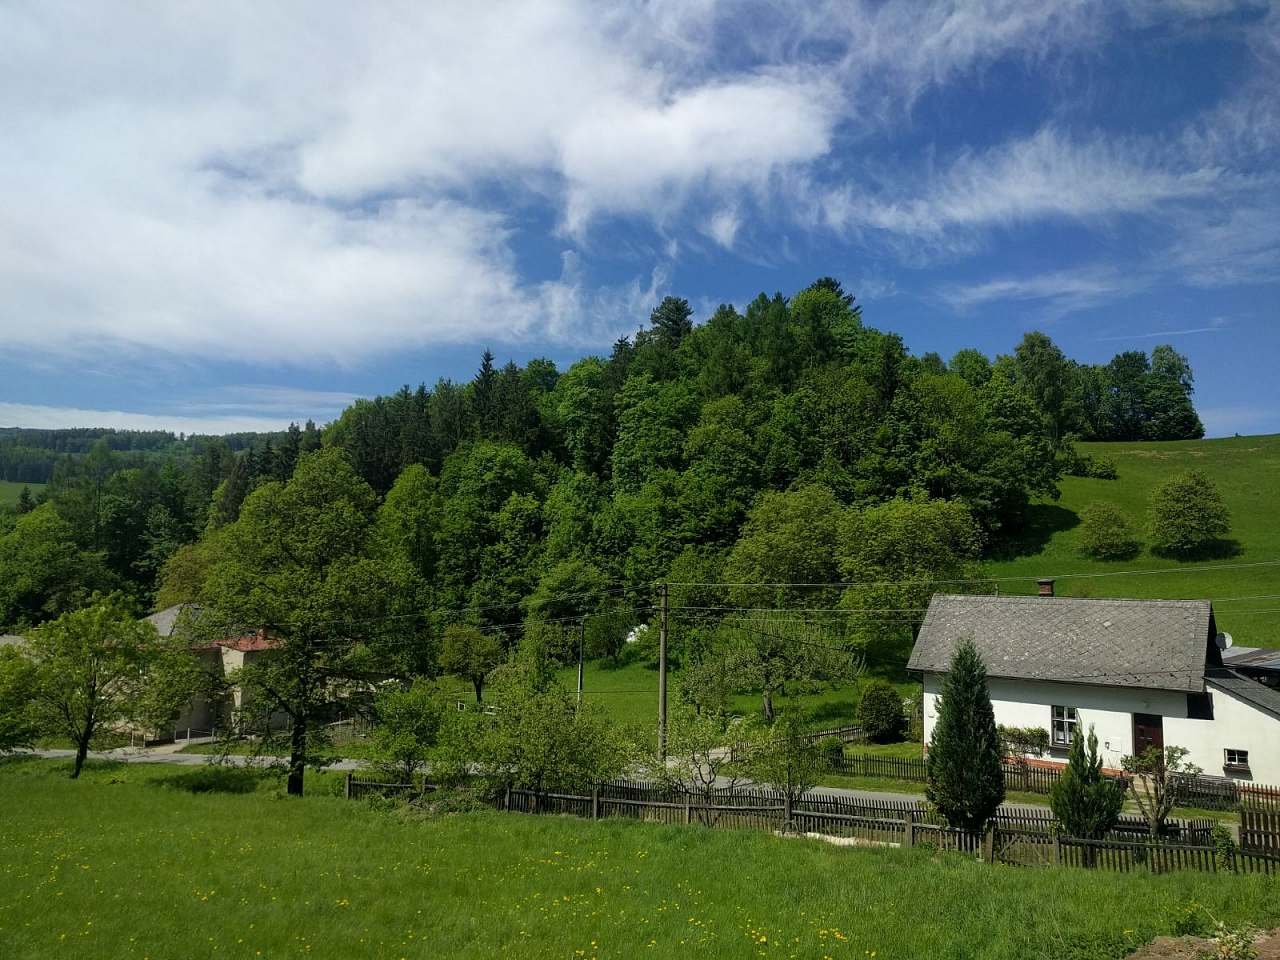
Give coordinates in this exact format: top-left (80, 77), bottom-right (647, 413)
top-left (160, 766), bottom-right (269, 795)
top-left (1152, 539), bottom-right (1243, 561)
top-left (987, 503), bottom-right (1080, 560)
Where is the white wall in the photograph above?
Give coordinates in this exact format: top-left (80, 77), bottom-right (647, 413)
top-left (922, 673), bottom-right (1280, 782)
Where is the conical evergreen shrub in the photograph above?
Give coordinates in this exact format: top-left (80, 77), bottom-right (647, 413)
top-left (926, 638), bottom-right (1005, 832)
top-left (1050, 724), bottom-right (1125, 839)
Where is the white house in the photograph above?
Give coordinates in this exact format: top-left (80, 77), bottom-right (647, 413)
top-left (907, 585), bottom-right (1280, 784)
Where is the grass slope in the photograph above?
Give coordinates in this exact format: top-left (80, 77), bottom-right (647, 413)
top-left (0, 480), bottom-right (44, 508)
top-left (987, 434), bottom-right (1280, 647)
top-left (2, 758), bottom-right (1277, 960)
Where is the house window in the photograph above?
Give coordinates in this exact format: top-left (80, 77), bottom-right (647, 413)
top-left (1225, 749), bottom-right (1250, 769)
top-left (1051, 706), bottom-right (1078, 747)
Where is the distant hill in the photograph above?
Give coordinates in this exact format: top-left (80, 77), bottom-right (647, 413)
top-left (986, 434), bottom-right (1280, 648)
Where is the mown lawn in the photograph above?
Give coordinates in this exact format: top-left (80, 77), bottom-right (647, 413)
top-left (987, 434), bottom-right (1280, 647)
top-left (2, 758), bottom-right (1275, 960)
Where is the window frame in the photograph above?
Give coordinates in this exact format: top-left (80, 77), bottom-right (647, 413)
top-left (1051, 705), bottom-right (1078, 748)
top-left (1224, 748), bottom-right (1250, 769)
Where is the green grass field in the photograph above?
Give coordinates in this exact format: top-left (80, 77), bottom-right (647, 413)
top-left (987, 435), bottom-right (1280, 647)
top-left (0, 480), bottom-right (44, 508)
top-left (1, 758), bottom-right (1276, 960)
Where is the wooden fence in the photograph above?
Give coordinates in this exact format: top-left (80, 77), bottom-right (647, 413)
top-left (345, 774), bottom-right (1257, 873)
top-left (831, 752), bottom-right (1132, 798)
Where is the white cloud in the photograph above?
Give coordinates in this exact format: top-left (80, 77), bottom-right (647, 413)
top-left (821, 127), bottom-right (1224, 242)
top-left (940, 265), bottom-right (1135, 317)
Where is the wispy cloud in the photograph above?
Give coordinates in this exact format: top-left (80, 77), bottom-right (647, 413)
top-left (0, 402), bottom-right (305, 435)
top-left (1095, 320), bottom-right (1230, 341)
top-left (939, 265), bottom-right (1137, 318)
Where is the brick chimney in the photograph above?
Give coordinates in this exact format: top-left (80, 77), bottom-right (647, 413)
top-left (1037, 578), bottom-right (1056, 598)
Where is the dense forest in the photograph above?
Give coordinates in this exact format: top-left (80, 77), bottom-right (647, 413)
top-left (0, 279), bottom-right (1204, 662)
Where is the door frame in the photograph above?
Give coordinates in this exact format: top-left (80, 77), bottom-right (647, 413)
top-left (1132, 712), bottom-right (1165, 756)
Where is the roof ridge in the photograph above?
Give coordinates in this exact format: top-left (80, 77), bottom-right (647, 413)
top-left (931, 593), bottom-right (1211, 606)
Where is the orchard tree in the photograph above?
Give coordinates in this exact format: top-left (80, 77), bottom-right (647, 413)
top-left (27, 595), bottom-right (202, 778)
top-left (438, 624), bottom-right (504, 702)
top-left (202, 448), bottom-right (426, 796)
top-left (651, 708), bottom-right (760, 824)
top-left (1078, 501), bottom-right (1141, 560)
top-left (1123, 745), bottom-right (1200, 838)
top-left (1050, 725), bottom-right (1125, 840)
top-left (745, 713), bottom-right (828, 822)
top-left (857, 679), bottom-right (906, 743)
top-left (926, 639), bottom-right (1005, 832)
top-left (369, 679), bottom-right (444, 784)
top-left (1148, 470), bottom-right (1230, 558)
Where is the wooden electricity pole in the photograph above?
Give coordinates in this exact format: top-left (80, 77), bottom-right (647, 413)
top-left (576, 616), bottom-right (585, 708)
top-left (658, 582), bottom-right (668, 759)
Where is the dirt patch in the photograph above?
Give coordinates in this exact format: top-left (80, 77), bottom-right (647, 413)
top-left (1130, 929), bottom-right (1280, 960)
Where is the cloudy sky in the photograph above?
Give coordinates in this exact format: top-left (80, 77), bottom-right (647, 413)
top-left (2, 1), bottom-right (1277, 437)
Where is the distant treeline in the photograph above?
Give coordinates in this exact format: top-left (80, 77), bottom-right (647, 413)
top-left (0, 428), bottom-right (285, 484)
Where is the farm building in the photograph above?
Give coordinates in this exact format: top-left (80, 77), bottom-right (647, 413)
top-left (907, 582), bottom-right (1280, 783)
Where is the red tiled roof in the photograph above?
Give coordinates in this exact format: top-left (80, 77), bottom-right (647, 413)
top-left (192, 629), bottom-right (280, 653)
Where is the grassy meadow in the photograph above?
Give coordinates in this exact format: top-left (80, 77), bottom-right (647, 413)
top-left (2, 757), bottom-right (1277, 960)
top-left (0, 480), bottom-right (44, 508)
top-left (988, 434), bottom-right (1280, 647)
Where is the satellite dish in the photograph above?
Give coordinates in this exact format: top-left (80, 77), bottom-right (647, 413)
top-left (1215, 632), bottom-right (1233, 650)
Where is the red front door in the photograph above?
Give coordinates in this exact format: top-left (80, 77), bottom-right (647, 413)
top-left (1133, 713), bottom-right (1165, 756)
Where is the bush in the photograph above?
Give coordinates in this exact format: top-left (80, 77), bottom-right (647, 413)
top-left (1078, 501), bottom-right (1141, 560)
top-left (1061, 446), bottom-right (1118, 480)
top-left (857, 680), bottom-right (906, 743)
top-left (1049, 725), bottom-right (1125, 840)
top-left (1148, 470), bottom-right (1231, 558)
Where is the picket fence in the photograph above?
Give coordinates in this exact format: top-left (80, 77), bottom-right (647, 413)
top-left (344, 775), bottom-right (1269, 874)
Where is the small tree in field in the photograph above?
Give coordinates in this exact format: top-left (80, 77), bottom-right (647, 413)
top-left (1122, 745), bottom-right (1200, 838)
top-left (1078, 501), bottom-right (1141, 560)
top-left (652, 708), bottom-right (760, 825)
top-left (369, 680), bottom-right (443, 784)
top-left (1050, 725), bottom-right (1125, 840)
top-left (28, 595), bottom-right (202, 778)
top-left (438, 624), bottom-right (504, 702)
top-left (1148, 470), bottom-right (1230, 558)
top-left (745, 714), bottom-right (827, 823)
top-left (857, 679), bottom-right (906, 742)
top-left (926, 639), bottom-right (1005, 832)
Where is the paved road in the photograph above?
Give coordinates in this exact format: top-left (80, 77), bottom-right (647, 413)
top-left (25, 748), bottom-right (365, 772)
top-left (24, 748), bottom-right (1052, 810)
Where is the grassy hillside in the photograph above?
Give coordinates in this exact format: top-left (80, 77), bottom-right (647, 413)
top-left (0, 480), bottom-right (44, 508)
top-left (986, 434), bottom-right (1280, 647)
top-left (3, 758), bottom-right (1277, 960)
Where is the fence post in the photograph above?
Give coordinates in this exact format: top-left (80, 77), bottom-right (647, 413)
top-left (784, 792), bottom-right (793, 827)
top-left (904, 810), bottom-right (915, 848)
top-left (345, 771), bottom-right (353, 800)
top-left (591, 785), bottom-right (600, 820)
top-left (1052, 833), bottom-right (1062, 867)
top-left (684, 798), bottom-right (693, 825)
top-left (504, 784), bottom-right (511, 812)
top-left (983, 825), bottom-right (996, 864)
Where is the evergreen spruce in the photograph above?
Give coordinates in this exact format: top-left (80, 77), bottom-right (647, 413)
top-left (1049, 724), bottom-right (1125, 839)
top-left (15, 485), bottom-right (34, 514)
top-left (926, 639), bottom-right (1005, 832)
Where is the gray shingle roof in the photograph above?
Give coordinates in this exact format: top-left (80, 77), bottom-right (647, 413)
top-left (144, 603), bottom-right (200, 638)
top-left (1206, 668), bottom-right (1280, 718)
top-left (907, 594), bottom-right (1214, 693)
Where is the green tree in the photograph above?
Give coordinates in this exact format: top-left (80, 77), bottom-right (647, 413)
top-left (837, 497), bottom-right (982, 659)
top-left (745, 713), bottom-right (828, 821)
top-left (369, 679), bottom-right (444, 783)
top-left (651, 708), bottom-right (760, 824)
top-left (0, 503), bottom-right (113, 630)
top-left (857, 679), bottom-right (906, 743)
top-left (27, 595), bottom-right (202, 778)
top-left (15, 485), bottom-right (34, 514)
top-left (648, 296), bottom-right (694, 349)
top-left (1078, 500), bottom-right (1141, 560)
top-left (1049, 724), bottom-right (1125, 840)
top-left (950, 348), bottom-right (992, 389)
top-left (438, 624), bottom-right (504, 702)
top-left (443, 658), bottom-right (635, 793)
top-left (201, 448), bottom-right (425, 795)
top-left (0, 644), bottom-right (38, 754)
top-left (1148, 470), bottom-right (1231, 557)
top-left (926, 639), bottom-right (1005, 832)
top-left (723, 485), bottom-right (844, 609)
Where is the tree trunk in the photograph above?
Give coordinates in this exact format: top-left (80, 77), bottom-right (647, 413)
top-left (287, 714), bottom-right (307, 797)
top-left (71, 734), bottom-right (90, 779)
top-left (762, 688), bottom-right (774, 723)
top-left (473, 678), bottom-right (483, 703)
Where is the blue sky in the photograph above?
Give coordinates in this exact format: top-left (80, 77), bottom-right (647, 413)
top-left (2, 1), bottom-right (1277, 437)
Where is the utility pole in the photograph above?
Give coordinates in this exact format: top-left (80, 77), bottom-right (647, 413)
top-left (658, 582), bottom-right (668, 759)
top-left (576, 616), bottom-right (585, 708)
